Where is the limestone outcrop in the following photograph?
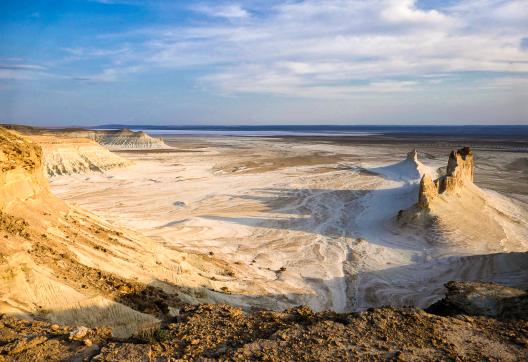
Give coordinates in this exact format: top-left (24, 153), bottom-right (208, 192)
top-left (1, 124), bottom-right (171, 151)
top-left (0, 128), bottom-right (48, 206)
top-left (418, 147), bottom-right (474, 208)
top-left (90, 128), bottom-right (171, 150)
top-left (29, 135), bottom-right (132, 177)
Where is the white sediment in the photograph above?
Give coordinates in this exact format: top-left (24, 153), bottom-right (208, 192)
top-left (50, 137), bottom-right (528, 311)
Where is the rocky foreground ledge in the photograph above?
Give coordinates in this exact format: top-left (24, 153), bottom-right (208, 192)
top-left (1, 282), bottom-right (527, 361)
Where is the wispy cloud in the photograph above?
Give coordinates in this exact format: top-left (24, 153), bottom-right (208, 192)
top-left (62, 46), bottom-right (131, 60)
top-left (0, 64), bottom-right (46, 71)
top-left (191, 3), bottom-right (250, 20)
top-left (71, 65), bottom-right (143, 82)
top-left (95, 0), bottom-right (525, 96)
top-left (0, 62), bottom-right (48, 80)
top-left (7, 1), bottom-right (528, 99)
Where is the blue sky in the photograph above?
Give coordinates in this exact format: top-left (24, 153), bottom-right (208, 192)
top-left (0, 0), bottom-right (527, 126)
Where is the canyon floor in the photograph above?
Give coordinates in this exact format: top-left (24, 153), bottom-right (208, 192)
top-left (49, 135), bottom-right (528, 313)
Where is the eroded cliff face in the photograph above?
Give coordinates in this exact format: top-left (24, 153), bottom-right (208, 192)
top-left (418, 147), bottom-right (474, 209)
top-left (0, 128), bottom-right (48, 207)
top-left (0, 127), bottom-right (238, 337)
top-left (29, 135), bottom-right (131, 177)
top-left (1, 124), bottom-right (171, 151)
top-left (92, 129), bottom-right (171, 150)
top-left (445, 147), bottom-right (474, 185)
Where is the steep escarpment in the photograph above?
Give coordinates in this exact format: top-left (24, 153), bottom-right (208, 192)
top-left (0, 127), bottom-right (237, 338)
top-left (29, 135), bottom-right (131, 177)
top-left (0, 129), bottom-right (48, 205)
top-left (1, 128), bottom-right (527, 360)
top-left (2, 124), bottom-right (171, 151)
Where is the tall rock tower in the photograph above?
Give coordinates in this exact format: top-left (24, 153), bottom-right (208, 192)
top-left (417, 147), bottom-right (474, 209)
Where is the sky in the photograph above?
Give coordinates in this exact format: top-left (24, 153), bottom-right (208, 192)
top-left (0, 0), bottom-right (527, 126)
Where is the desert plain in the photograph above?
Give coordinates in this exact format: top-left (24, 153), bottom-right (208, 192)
top-left (48, 134), bottom-right (528, 313)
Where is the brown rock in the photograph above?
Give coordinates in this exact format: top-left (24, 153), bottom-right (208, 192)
top-left (418, 174), bottom-right (437, 208)
top-left (426, 281), bottom-right (528, 319)
top-left (8, 336), bottom-right (47, 355)
top-left (417, 146), bottom-right (474, 209)
top-left (94, 343), bottom-right (151, 362)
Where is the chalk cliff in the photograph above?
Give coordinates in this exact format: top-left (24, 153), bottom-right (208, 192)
top-left (30, 135), bottom-right (132, 177)
top-left (90, 128), bottom-right (171, 150)
top-left (1, 124), bottom-right (171, 151)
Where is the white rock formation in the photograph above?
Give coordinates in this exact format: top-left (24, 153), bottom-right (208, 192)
top-left (30, 135), bottom-right (131, 177)
top-left (91, 129), bottom-right (171, 150)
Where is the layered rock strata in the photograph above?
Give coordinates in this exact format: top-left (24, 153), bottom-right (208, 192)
top-left (0, 128), bottom-right (48, 205)
top-left (91, 128), bottom-right (171, 150)
top-left (1, 124), bottom-right (171, 151)
top-left (29, 135), bottom-right (131, 177)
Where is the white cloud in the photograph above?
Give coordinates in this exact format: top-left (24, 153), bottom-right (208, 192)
top-left (381, 0), bottom-right (454, 27)
top-left (72, 65), bottom-right (143, 82)
top-left (192, 3), bottom-right (250, 20)
top-left (59, 1), bottom-right (528, 97)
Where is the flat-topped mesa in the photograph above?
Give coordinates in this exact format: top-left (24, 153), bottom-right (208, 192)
top-left (115, 128), bottom-right (135, 136)
top-left (418, 147), bottom-right (474, 209)
top-left (30, 136), bottom-right (132, 177)
top-left (93, 129), bottom-right (171, 150)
